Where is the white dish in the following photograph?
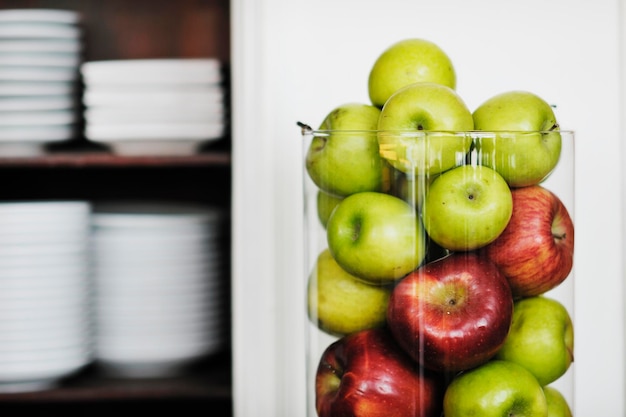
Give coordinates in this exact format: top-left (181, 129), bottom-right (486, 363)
top-left (92, 202), bottom-right (222, 226)
top-left (0, 124), bottom-right (75, 142)
top-left (82, 87), bottom-right (223, 108)
top-left (85, 123), bottom-right (224, 156)
top-left (0, 9), bottom-right (80, 24)
top-left (95, 294), bottom-right (222, 318)
top-left (0, 66), bottom-right (78, 82)
top-left (0, 39), bottom-right (81, 53)
top-left (0, 239), bottom-right (86, 255)
top-left (0, 23), bottom-right (81, 39)
top-left (0, 109), bottom-right (77, 125)
top-left (0, 356), bottom-right (89, 391)
top-left (0, 335), bottom-right (91, 354)
top-left (96, 333), bottom-right (219, 356)
top-left (96, 337), bottom-right (221, 358)
top-left (0, 311), bottom-right (89, 331)
top-left (0, 53), bottom-right (80, 67)
top-left (83, 106), bottom-right (224, 125)
top-left (0, 230), bottom-right (88, 246)
top-left (95, 358), bottom-right (193, 379)
top-left (0, 200), bottom-right (89, 215)
top-left (81, 59), bottom-right (221, 85)
top-left (0, 251), bottom-right (88, 269)
top-left (0, 96), bottom-right (75, 111)
top-left (0, 81), bottom-right (75, 96)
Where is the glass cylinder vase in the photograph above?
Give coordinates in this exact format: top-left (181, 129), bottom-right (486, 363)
top-left (301, 127), bottom-right (575, 417)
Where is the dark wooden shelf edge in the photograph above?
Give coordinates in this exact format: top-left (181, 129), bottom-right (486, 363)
top-left (0, 351), bottom-right (232, 404)
top-left (0, 151), bottom-right (231, 168)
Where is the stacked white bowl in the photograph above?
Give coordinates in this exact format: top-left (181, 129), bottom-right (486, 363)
top-left (91, 202), bottom-right (227, 378)
top-left (0, 201), bottom-right (93, 392)
top-left (81, 59), bottom-right (226, 156)
top-left (0, 9), bottom-right (83, 156)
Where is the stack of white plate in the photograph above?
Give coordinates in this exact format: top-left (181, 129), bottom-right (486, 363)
top-left (0, 201), bottom-right (92, 392)
top-left (81, 59), bottom-right (226, 156)
top-left (0, 9), bottom-right (83, 156)
top-left (91, 202), bottom-right (227, 378)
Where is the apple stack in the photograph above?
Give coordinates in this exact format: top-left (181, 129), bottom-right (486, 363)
top-left (302, 39), bottom-right (575, 417)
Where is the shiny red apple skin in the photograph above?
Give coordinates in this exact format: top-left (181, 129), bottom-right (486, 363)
top-left (315, 328), bottom-right (444, 417)
top-left (482, 185), bottom-right (574, 298)
top-left (387, 253), bottom-right (513, 373)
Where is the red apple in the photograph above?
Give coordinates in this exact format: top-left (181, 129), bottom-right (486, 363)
top-left (482, 185), bottom-right (574, 297)
top-left (315, 327), bottom-right (444, 417)
top-left (387, 253), bottom-right (513, 373)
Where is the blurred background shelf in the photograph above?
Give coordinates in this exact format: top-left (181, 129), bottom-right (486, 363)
top-left (0, 0), bottom-right (233, 415)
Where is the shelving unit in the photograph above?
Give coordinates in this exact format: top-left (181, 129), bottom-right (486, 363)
top-left (0, 0), bottom-right (233, 415)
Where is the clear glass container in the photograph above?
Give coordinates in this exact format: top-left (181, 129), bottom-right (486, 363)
top-left (301, 127), bottom-right (575, 417)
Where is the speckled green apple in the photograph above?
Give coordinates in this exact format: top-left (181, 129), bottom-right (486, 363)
top-left (544, 386), bottom-right (573, 417)
top-left (443, 360), bottom-right (548, 417)
top-left (368, 38), bottom-right (456, 108)
top-left (326, 191), bottom-right (426, 284)
top-left (496, 296), bottom-right (574, 386)
top-left (377, 82), bottom-right (474, 176)
top-left (305, 103), bottom-right (385, 196)
top-left (422, 164), bottom-right (513, 251)
top-left (307, 249), bottom-right (391, 336)
top-left (316, 190), bottom-right (343, 229)
top-left (473, 90), bottom-right (562, 187)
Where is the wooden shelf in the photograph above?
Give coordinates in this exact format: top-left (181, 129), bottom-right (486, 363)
top-left (0, 150), bottom-right (231, 168)
top-left (0, 351), bottom-right (232, 404)
top-left (0, 0), bottom-right (233, 414)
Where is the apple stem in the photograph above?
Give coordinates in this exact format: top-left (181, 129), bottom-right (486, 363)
top-left (297, 121), bottom-right (313, 134)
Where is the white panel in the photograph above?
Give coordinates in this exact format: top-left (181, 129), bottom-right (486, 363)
top-left (232, 0), bottom-right (624, 415)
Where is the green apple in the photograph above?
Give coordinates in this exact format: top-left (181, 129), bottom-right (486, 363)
top-left (326, 191), bottom-right (426, 284)
top-left (305, 102), bottom-right (386, 196)
top-left (307, 249), bottom-right (391, 336)
top-left (443, 360), bottom-right (548, 417)
top-left (472, 90), bottom-right (562, 187)
top-left (316, 190), bottom-right (343, 229)
top-left (544, 386), bottom-right (573, 417)
top-left (377, 82), bottom-right (474, 176)
top-left (368, 38), bottom-right (456, 108)
top-left (495, 296), bottom-right (574, 386)
top-left (422, 164), bottom-right (513, 251)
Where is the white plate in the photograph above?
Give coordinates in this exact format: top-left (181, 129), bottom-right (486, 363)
top-left (0, 66), bottom-right (78, 81)
top-left (92, 202), bottom-right (222, 226)
top-left (85, 123), bottom-right (224, 151)
top-left (0, 200), bottom-right (89, 215)
top-left (82, 87), bottom-right (223, 108)
top-left (0, 23), bottom-right (81, 39)
top-left (0, 109), bottom-right (77, 125)
top-left (0, 9), bottom-right (80, 24)
top-left (0, 96), bottom-right (75, 111)
top-left (0, 312), bottom-right (89, 332)
top-left (0, 81), bottom-right (75, 96)
top-left (84, 106), bottom-right (224, 125)
top-left (0, 53), bottom-right (80, 67)
top-left (81, 59), bottom-right (221, 85)
top-left (0, 124), bottom-right (75, 142)
top-left (0, 355), bottom-right (89, 390)
top-left (0, 39), bottom-right (81, 53)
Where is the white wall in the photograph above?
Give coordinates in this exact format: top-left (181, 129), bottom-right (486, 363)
top-left (231, 0), bottom-right (625, 415)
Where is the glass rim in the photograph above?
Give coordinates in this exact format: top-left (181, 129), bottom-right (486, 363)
top-left (298, 121), bottom-right (574, 136)
top-left (300, 129), bottom-right (574, 137)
